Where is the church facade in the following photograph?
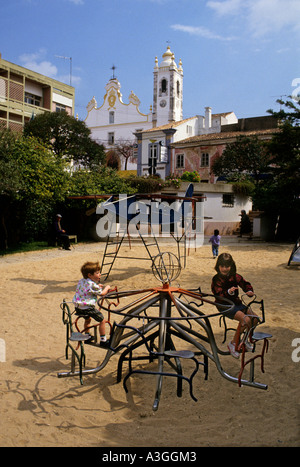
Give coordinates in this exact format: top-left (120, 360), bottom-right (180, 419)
top-left (84, 76), bottom-right (153, 169)
top-left (84, 47), bottom-right (188, 170)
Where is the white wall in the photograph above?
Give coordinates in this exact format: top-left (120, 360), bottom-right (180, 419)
top-left (204, 193), bottom-right (252, 235)
top-left (85, 80), bottom-right (152, 146)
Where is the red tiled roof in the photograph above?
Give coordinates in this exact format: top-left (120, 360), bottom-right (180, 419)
top-left (172, 128), bottom-right (279, 146)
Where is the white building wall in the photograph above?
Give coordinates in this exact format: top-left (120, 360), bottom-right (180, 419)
top-left (204, 193), bottom-right (251, 221)
top-left (172, 118), bottom-right (198, 141)
top-left (203, 193), bottom-right (252, 235)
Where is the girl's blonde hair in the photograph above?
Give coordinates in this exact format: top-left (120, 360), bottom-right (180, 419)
top-left (81, 261), bottom-right (101, 279)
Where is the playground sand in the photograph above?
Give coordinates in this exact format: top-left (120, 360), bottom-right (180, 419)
top-left (0, 240), bottom-right (299, 447)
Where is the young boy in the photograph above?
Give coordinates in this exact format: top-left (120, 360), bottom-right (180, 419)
top-left (73, 261), bottom-right (111, 345)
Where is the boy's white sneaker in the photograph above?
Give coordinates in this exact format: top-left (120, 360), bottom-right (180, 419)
top-left (228, 342), bottom-right (240, 359)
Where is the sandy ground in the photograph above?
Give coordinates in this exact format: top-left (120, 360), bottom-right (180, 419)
top-left (0, 238), bottom-right (299, 447)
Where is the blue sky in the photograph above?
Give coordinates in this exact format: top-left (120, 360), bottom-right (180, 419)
top-left (1, 0), bottom-right (300, 121)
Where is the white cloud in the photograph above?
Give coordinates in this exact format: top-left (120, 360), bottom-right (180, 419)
top-left (247, 0), bottom-right (300, 37)
top-left (207, 0), bottom-right (242, 16)
top-left (276, 47), bottom-right (291, 55)
top-left (19, 49), bottom-right (81, 86)
top-left (67, 0), bottom-right (84, 4)
top-left (19, 49), bottom-right (58, 77)
top-left (25, 61), bottom-right (58, 77)
top-left (207, 0), bottom-right (300, 37)
top-left (58, 74), bottom-right (82, 87)
top-left (171, 24), bottom-right (236, 41)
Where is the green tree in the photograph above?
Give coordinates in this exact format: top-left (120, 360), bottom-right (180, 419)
top-left (0, 129), bottom-right (24, 248)
top-left (24, 111), bottom-right (106, 168)
top-left (0, 129), bottom-right (23, 198)
top-left (267, 98), bottom-right (300, 125)
top-left (253, 99), bottom-right (300, 238)
top-left (13, 136), bottom-right (69, 201)
top-left (67, 166), bottom-right (136, 207)
top-left (211, 135), bottom-right (269, 184)
top-left (0, 130), bottom-right (70, 246)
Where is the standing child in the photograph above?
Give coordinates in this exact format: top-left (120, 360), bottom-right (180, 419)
top-left (73, 261), bottom-right (111, 346)
top-left (211, 253), bottom-right (258, 358)
top-left (209, 229), bottom-right (221, 258)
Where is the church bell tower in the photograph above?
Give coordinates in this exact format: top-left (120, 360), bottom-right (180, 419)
top-left (152, 46), bottom-right (183, 127)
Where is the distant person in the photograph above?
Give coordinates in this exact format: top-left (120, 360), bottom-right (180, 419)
top-left (238, 210), bottom-right (252, 239)
top-left (54, 214), bottom-right (71, 250)
top-left (209, 229), bottom-right (221, 258)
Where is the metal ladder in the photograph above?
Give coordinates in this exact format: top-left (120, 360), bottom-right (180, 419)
top-left (100, 224), bottom-right (163, 281)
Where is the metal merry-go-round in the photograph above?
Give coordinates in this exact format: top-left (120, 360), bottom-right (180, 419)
top-left (58, 252), bottom-right (272, 411)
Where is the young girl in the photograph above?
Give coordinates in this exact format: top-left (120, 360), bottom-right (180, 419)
top-left (73, 261), bottom-right (111, 346)
top-left (211, 253), bottom-right (257, 358)
top-left (209, 229), bottom-right (221, 258)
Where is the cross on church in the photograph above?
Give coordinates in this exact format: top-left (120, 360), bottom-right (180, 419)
top-left (111, 64), bottom-right (117, 79)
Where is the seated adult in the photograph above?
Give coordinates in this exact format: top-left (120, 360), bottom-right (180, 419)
top-left (238, 210), bottom-right (252, 238)
top-left (54, 214), bottom-right (71, 250)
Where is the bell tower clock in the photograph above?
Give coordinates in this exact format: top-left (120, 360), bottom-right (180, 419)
top-left (152, 46), bottom-right (183, 127)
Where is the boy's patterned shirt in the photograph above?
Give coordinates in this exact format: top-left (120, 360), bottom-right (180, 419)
top-left (73, 278), bottom-right (103, 309)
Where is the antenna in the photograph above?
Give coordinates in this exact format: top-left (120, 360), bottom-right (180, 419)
top-left (271, 94), bottom-right (288, 109)
top-left (55, 55), bottom-right (72, 86)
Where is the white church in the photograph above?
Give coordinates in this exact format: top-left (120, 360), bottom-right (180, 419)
top-left (85, 71), bottom-right (152, 150)
top-left (84, 46), bottom-right (259, 236)
top-left (84, 46), bottom-right (237, 175)
top-left (84, 46), bottom-right (184, 145)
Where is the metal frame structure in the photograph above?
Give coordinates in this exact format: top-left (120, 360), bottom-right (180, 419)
top-left (69, 183), bottom-right (204, 281)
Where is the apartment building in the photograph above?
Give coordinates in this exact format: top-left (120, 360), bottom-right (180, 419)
top-left (0, 53), bottom-right (75, 132)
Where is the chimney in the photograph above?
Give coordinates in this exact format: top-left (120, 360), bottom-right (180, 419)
top-left (205, 107), bottom-right (212, 130)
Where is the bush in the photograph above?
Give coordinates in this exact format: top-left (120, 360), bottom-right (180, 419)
top-left (180, 171), bottom-right (200, 182)
top-left (231, 180), bottom-right (255, 196)
top-left (127, 175), bottom-right (164, 193)
top-left (165, 174), bottom-right (181, 188)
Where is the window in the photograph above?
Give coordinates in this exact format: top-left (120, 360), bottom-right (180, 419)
top-left (222, 194), bottom-right (234, 207)
top-left (108, 132), bottom-right (115, 145)
top-left (201, 153), bottom-right (209, 167)
top-left (177, 80), bottom-right (180, 97)
top-left (24, 92), bottom-right (41, 107)
top-left (159, 78), bottom-right (168, 96)
top-left (176, 153), bottom-right (184, 169)
top-left (55, 103), bottom-right (66, 113)
top-left (109, 111), bottom-right (114, 124)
